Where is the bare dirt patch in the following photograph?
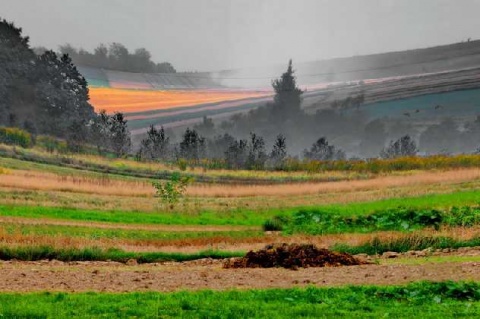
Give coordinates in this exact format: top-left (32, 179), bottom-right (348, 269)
top-left (1, 254), bottom-right (480, 293)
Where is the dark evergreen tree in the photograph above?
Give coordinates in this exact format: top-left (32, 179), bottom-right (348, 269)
top-left (109, 112), bottom-right (131, 157)
top-left (271, 59), bottom-right (303, 122)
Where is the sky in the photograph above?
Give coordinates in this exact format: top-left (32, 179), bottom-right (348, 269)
top-left (2, 0), bottom-right (480, 72)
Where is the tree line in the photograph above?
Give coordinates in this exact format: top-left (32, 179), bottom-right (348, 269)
top-left (52, 43), bottom-right (176, 73)
top-left (0, 18), bottom-right (132, 155)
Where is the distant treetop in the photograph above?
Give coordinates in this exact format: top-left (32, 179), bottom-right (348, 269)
top-left (54, 43), bottom-right (176, 74)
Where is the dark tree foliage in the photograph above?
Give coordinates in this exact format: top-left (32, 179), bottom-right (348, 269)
top-left (271, 59), bottom-right (303, 121)
top-left (59, 43), bottom-right (176, 73)
top-left (178, 128), bottom-right (206, 162)
top-left (225, 139), bottom-right (249, 169)
top-left (109, 112), bottom-right (131, 157)
top-left (381, 135), bottom-right (418, 159)
top-left (304, 137), bottom-right (345, 161)
top-left (0, 18), bottom-right (95, 143)
top-left (269, 134), bottom-right (287, 169)
top-left (90, 110), bottom-right (111, 155)
top-left (207, 133), bottom-right (235, 159)
top-left (246, 133), bottom-right (268, 170)
top-left (137, 125), bottom-right (170, 161)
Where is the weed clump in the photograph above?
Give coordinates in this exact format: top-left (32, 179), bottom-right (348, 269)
top-left (224, 243), bottom-right (368, 269)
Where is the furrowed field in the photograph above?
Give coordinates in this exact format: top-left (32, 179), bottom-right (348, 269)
top-left (3, 142), bottom-right (480, 317)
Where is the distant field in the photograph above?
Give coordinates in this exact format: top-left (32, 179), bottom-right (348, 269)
top-left (89, 87), bottom-right (270, 114)
top-left (357, 88), bottom-right (480, 120)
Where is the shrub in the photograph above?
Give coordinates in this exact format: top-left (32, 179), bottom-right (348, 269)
top-left (152, 172), bottom-right (193, 204)
top-left (36, 135), bottom-right (68, 153)
top-left (0, 127), bottom-right (31, 148)
top-left (262, 216), bottom-right (287, 231)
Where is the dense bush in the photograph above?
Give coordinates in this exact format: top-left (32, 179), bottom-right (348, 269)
top-left (269, 206), bottom-right (480, 235)
top-left (0, 127), bottom-right (31, 147)
top-left (35, 135), bottom-right (68, 153)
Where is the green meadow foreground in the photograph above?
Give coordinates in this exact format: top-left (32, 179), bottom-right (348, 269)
top-left (3, 150), bottom-right (480, 317)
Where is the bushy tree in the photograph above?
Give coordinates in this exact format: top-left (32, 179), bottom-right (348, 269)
top-left (138, 125), bottom-right (170, 161)
top-left (178, 128), bottom-right (206, 162)
top-left (89, 110), bottom-right (131, 157)
top-left (0, 18), bottom-right (95, 141)
top-left (246, 133), bottom-right (268, 170)
top-left (268, 134), bottom-right (287, 169)
top-left (381, 135), bottom-right (418, 159)
top-left (304, 137), bottom-right (345, 161)
top-left (207, 133), bottom-right (235, 159)
top-left (225, 139), bottom-right (249, 169)
top-left (109, 112), bottom-right (131, 157)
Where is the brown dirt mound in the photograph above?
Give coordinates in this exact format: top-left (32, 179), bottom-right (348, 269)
top-left (223, 243), bottom-right (368, 270)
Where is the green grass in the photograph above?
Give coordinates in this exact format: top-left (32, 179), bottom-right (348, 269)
top-left (0, 205), bottom-right (271, 226)
top-left (2, 282), bottom-right (480, 318)
top-left (0, 246), bottom-right (243, 263)
top-left (0, 223), bottom-right (262, 241)
top-left (2, 190), bottom-right (480, 227)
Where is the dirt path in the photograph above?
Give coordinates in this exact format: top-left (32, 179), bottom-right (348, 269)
top-left (1, 257), bottom-right (480, 293)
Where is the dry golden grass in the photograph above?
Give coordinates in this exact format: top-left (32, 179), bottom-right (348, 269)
top-left (2, 167), bottom-right (480, 200)
top-left (0, 216), bottom-right (256, 232)
top-left (1, 225), bottom-right (479, 254)
top-left (0, 169), bottom-right (153, 197)
top-left (187, 168), bottom-right (480, 197)
top-left (1, 172), bottom-right (480, 213)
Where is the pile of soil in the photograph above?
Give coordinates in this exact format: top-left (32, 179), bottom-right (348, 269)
top-left (224, 243), bottom-right (368, 270)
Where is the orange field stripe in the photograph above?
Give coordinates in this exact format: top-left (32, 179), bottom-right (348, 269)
top-left (89, 88), bottom-right (271, 113)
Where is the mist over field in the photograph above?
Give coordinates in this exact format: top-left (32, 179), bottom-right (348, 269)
top-left (4, 2), bottom-right (480, 317)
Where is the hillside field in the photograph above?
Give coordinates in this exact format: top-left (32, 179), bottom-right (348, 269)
top-left (2, 143), bottom-right (480, 317)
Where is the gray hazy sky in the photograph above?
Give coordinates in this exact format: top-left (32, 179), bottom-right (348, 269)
top-left (2, 0), bottom-right (480, 72)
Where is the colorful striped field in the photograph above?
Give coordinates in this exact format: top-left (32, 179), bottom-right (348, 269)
top-left (89, 88), bottom-right (271, 114)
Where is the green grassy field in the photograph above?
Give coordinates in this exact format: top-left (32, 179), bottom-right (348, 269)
top-left (1, 282), bottom-right (480, 318)
top-left (0, 223), bottom-right (262, 241)
top-left (2, 190), bottom-right (480, 227)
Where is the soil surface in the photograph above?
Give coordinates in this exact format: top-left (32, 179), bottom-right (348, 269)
top-left (1, 255), bottom-right (480, 293)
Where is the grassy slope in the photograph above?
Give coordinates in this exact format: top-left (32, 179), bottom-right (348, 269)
top-left (1, 190), bottom-right (479, 226)
top-left (0, 223), bottom-right (262, 241)
top-left (1, 282), bottom-right (480, 318)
